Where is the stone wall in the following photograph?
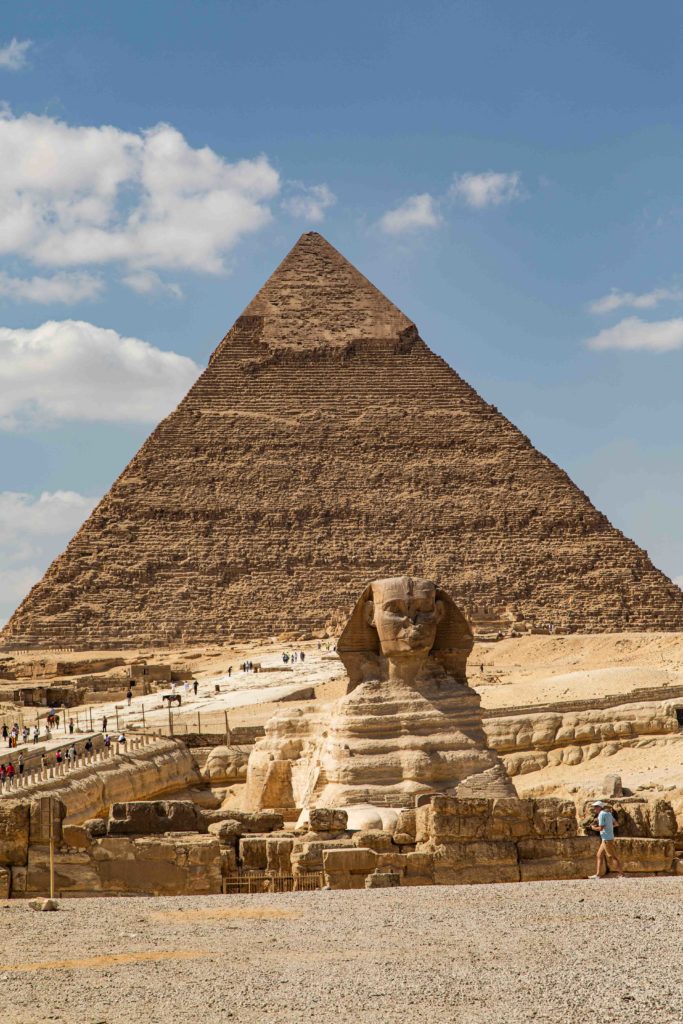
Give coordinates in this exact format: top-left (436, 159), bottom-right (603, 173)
top-left (484, 700), bottom-right (679, 776)
top-left (2, 795), bottom-right (678, 899)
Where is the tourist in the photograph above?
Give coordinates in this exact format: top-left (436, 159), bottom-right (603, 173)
top-left (126, 689), bottom-right (133, 706)
top-left (69, 718), bottom-right (75, 734)
top-left (18, 752), bottom-right (24, 776)
top-left (193, 679), bottom-right (198, 696)
top-left (102, 715), bottom-right (108, 732)
top-left (32, 726), bottom-right (39, 744)
top-left (84, 738), bottom-right (93, 754)
top-left (0, 764), bottom-right (5, 785)
top-left (67, 744), bottom-right (77, 764)
top-left (55, 749), bottom-right (63, 765)
top-left (117, 733), bottom-right (126, 748)
top-left (6, 761), bottom-right (14, 785)
top-left (1, 724), bottom-right (8, 745)
top-left (55, 713), bottom-right (60, 729)
top-left (227, 666), bottom-right (232, 678)
top-left (589, 801), bottom-right (624, 879)
top-left (104, 733), bottom-right (111, 749)
top-left (22, 725), bottom-right (29, 744)
top-left (300, 651), bottom-right (305, 662)
top-left (183, 680), bottom-right (189, 696)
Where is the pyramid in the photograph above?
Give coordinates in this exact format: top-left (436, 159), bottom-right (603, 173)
top-left (4, 232), bottom-right (683, 649)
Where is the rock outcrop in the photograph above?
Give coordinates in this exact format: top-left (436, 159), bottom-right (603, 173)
top-left (4, 232), bottom-right (683, 649)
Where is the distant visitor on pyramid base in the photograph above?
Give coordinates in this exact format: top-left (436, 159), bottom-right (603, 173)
top-left (241, 575), bottom-right (514, 828)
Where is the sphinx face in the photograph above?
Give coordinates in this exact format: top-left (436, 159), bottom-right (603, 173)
top-left (366, 576), bottom-right (444, 657)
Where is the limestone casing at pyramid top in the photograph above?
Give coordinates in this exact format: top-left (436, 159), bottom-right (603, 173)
top-left (237, 231), bottom-right (414, 349)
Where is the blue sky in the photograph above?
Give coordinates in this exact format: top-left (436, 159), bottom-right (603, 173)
top-left (1, 0), bottom-right (683, 622)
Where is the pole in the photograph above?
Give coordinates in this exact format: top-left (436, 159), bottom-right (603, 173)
top-left (115, 707), bottom-right (119, 731)
top-left (48, 801), bottom-right (55, 900)
top-left (168, 704), bottom-right (173, 737)
top-left (224, 710), bottom-right (231, 746)
top-left (89, 706), bottom-right (93, 731)
top-left (197, 711), bottom-right (201, 736)
top-left (142, 704), bottom-right (146, 729)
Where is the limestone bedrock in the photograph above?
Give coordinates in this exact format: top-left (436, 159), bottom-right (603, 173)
top-left (244, 575), bottom-right (513, 816)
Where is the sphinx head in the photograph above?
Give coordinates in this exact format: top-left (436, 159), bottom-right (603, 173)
top-left (364, 576), bottom-right (444, 658)
top-left (338, 575), bottom-right (474, 686)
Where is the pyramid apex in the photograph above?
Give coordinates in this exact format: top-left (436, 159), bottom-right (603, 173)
top-left (239, 233), bottom-right (414, 348)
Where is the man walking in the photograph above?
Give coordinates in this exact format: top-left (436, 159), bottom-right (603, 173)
top-left (589, 800), bottom-right (624, 878)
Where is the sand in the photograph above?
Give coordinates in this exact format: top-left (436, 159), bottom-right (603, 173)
top-left (1, 882), bottom-right (681, 1023)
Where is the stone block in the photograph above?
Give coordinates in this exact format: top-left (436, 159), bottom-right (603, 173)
top-left (352, 829), bottom-right (394, 853)
top-left (0, 866), bottom-right (10, 899)
top-left (202, 809), bottom-right (283, 833)
top-left (62, 825), bottom-right (91, 850)
top-left (393, 808), bottom-right (416, 845)
top-left (613, 838), bottom-right (675, 874)
top-left (239, 836), bottom-right (268, 870)
top-left (107, 800), bottom-right (199, 836)
top-left (308, 808), bottom-right (348, 833)
top-left (0, 800), bottom-right (30, 867)
top-left (266, 837), bottom-right (294, 875)
top-left (207, 819), bottom-right (242, 844)
top-left (83, 818), bottom-right (107, 839)
top-left (431, 840), bottom-right (520, 885)
top-left (29, 797), bottom-right (64, 848)
top-left (323, 846), bottom-right (377, 889)
top-left (531, 799), bottom-right (578, 838)
top-left (365, 871), bottom-right (400, 888)
top-left (517, 837), bottom-right (597, 881)
top-left (402, 851), bottom-right (434, 886)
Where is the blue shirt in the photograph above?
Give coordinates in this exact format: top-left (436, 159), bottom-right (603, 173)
top-left (598, 809), bottom-right (614, 840)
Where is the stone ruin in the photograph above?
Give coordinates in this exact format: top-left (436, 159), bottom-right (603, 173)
top-left (1, 793), bottom-right (679, 899)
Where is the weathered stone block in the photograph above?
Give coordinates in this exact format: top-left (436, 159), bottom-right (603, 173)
top-left (308, 808), bottom-right (348, 833)
top-left (393, 808), bottom-right (416, 845)
top-left (83, 818), bottom-right (107, 839)
top-left (201, 809), bottom-right (284, 833)
top-left (323, 846), bottom-right (377, 889)
top-left (518, 837), bottom-right (597, 881)
top-left (431, 840), bottom-right (520, 885)
top-left (107, 800), bottom-right (199, 836)
top-left (266, 837), bottom-right (294, 875)
top-left (365, 871), bottom-right (400, 888)
top-left (29, 797), bottom-right (63, 848)
top-left (0, 866), bottom-right (10, 899)
top-left (352, 829), bottom-right (394, 853)
top-left (613, 838), bottom-right (675, 874)
top-left (0, 800), bottom-right (30, 867)
top-left (239, 836), bottom-right (268, 870)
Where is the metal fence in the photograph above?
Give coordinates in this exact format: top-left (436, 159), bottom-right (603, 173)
top-left (223, 872), bottom-right (324, 894)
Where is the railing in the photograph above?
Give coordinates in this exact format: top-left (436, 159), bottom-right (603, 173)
top-left (223, 872), bottom-right (324, 894)
top-left (0, 732), bottom-right (163, 796)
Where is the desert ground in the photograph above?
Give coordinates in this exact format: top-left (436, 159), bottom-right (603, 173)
top-left (1, 881), bottom-right (681, 1024)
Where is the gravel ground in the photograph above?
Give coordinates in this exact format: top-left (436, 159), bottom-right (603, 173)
top-left (1, 879), bottom-right (682, 1023)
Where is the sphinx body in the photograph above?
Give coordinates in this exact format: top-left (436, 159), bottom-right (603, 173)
top-left (242, 576), bottom-right (514, 816)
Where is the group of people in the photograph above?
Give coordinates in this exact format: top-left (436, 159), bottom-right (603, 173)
top-left (2, 722), bottom-right (29, 748)
top-left (281, 651), bottom-right (306, 665)
top-left (0, 752), bottom-right (24, 785)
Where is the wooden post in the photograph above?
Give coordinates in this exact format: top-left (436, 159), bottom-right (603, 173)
top-left (224, 710), bottom-right (231, 746)
top-left (48, 801), bottom-right (55, 900)
top-left (142, 704), bottom-right (146, 729)
top-left (115, 707), bottom-right (119, 731)
top-left (168, 704), bottom-right (173, 737)
top-left (197, 711), bottom-right (201, 735)
top-left (89, 706), bottom-right (93, 731)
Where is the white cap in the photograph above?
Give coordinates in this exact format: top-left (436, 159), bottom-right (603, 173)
top-left (591, 800), bottom-right (605, 807)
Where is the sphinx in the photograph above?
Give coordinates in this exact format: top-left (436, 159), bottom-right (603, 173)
top-left (240, 576), bottom-right (514, 824)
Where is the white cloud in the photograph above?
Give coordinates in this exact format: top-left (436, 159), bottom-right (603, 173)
top-left (0, 271), bottom-right (103, 304)
top-left (0, 109), bottom-right (280, 278)
top-left (589, 287), bottom-right (683, 315)
top-left (585, 316), bottom-right (683, 353)
top-left (0, 38), bottom-right (32, 71)
top-left (378, 194), bottom-right (441, 235)
top-left (450, 171), bottom-right (522, 209)
top-left (0, 319), bottom-right (201, 429)
top-left (282, 183), bottom-right (336, 223)
top-left (121, 270), bottom-right (182, 298)
top-left (0, 490), bottom-right (98, 624)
